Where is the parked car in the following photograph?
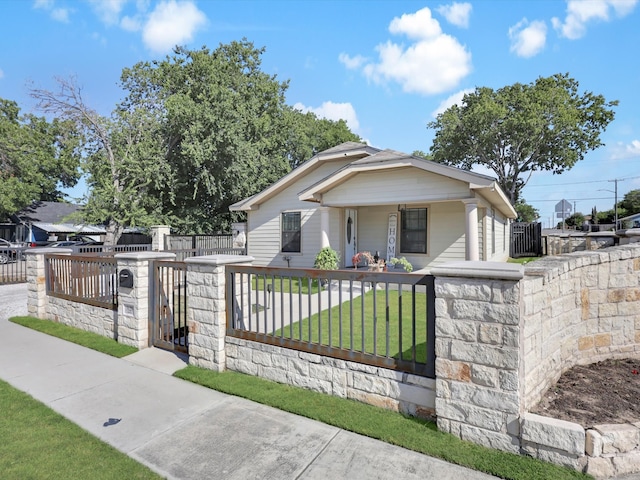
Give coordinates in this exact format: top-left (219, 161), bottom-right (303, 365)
top-left (68, 235), bottom-right (103, 245)
top-left (47, 241), bottom-right (82, 248)
top-left (0, 238), bottom-right (25, 264)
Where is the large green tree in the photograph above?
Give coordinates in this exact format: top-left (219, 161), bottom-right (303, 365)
top-left (618, 189), bottom-right (640, 215)
top-left (120, 41), bottom-right (292, 233)
top-left (30, 77), bottom-right (169, 244)
top-left (0, 98), bottom-right (81, 220)
top-left (428, 73), bottom-right (617, 205)
top-left (285, 107), bottom-right (361, 169)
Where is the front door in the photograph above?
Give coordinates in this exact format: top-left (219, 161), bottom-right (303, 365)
top-left (344, 209), bottom-right (357, 267)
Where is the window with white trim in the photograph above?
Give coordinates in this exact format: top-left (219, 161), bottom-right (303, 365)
top-left (400, 208), bottom-right (427, 254)
top-left (281, 212), bottom-right (301, 253)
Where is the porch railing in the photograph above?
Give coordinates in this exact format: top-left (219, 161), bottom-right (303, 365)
top-left (226, 266), bottom-right (436, 378)
top-left (45, 254), bottom-right (118, 310)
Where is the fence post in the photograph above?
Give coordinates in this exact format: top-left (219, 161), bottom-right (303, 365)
top-left (430, 261), bottom-right (525, 454)
top-left (150, 225), bottom-right (171, 251)
top-left (25, 248), bottom-right (72, 319)
top-left (185, 254), bottom-right (254, 371)
top-left (114, 251), bottom-right (176, 348)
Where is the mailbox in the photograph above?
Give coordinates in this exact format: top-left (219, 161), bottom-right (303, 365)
top-left (118, 269), bottom-right (134, 288)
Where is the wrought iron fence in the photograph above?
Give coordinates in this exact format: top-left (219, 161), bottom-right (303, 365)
top-left (226, 266), bottom-right (436, 377)
top-left (45, 254), bottom-right (118, 310)
top-left (151, 260), bottom-right (188, 353)
top-left (0, 247), bottom-right (27, 284)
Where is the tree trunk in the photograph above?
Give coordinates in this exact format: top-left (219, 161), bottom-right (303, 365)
top-left (104, 219), bottom-right (124, 246)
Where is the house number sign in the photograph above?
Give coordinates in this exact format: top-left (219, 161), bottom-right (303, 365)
top-left (387, 213), bottom-right (397, 260)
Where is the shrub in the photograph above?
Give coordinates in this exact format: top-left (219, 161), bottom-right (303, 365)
top-left (390, 256), bottom-right (413, 272)
top-left (314, 247), bottom-right (340, 270)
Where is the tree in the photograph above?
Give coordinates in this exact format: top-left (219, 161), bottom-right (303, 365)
top-left (30, 77), bottom-right (169, 245)
top-left (618, 189), bottom-right (640, 215)
top-left (412, 150), bottom-right (433, 161)
top-left (564, 212), bottom-right (585, 228)
top-left (428, 73), bottom-right (617, 205)
top-left (120, 41), bottom-right (293, 233)
top-left (285, 107), bottom-right (361, 169)
top-left (514, 200), bottom-right (539, 222)
top-left (0, 98), bottom-right (81, 220)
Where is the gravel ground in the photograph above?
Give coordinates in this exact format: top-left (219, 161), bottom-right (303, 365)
top-left (0, 283), bottom-right (28, 320)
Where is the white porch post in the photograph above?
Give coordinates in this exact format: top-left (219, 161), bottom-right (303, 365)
top-left (320, 206), bottom-right (330, 249)
top-left (464, 200), bottom-right (480, 261)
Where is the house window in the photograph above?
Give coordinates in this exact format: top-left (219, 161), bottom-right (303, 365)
top-left (281, 212), bottom-right (301, 253)
top-left (400, 208), bottom-right (427, 254)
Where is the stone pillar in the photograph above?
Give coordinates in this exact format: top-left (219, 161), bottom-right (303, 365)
top-left (430, 261), bottom-right (525, 454)
top-left (115, 251), bottom-right (176, 348)
top-left (319, 206), bottom-right (330, 249)
top-left (25, 248), bottom-right (72, 319)
top-left (463, 200), bottom-right (480, 261)
top-left (185, 254), bottom-right (254, 371)
top-left (150, 225), bottom-right (171, 251)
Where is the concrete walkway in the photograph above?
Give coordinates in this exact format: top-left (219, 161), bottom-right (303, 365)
top-left (0, 283), bottom-right (496, 480)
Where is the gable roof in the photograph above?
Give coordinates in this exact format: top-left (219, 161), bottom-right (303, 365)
top-left (230, 143), bottom-right (516, 219)
top-left (229, 142), bottom-right (380, 211)
top-left (11, 201), bottom-right (80, 224)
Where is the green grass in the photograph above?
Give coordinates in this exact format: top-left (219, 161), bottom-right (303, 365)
top-left (0, 379), bottom-right (160, 479)
top-left (9, 316), bottom-right (138, 358)
top-left (252, 275), bottom-right (320, 295)
top-left (275, 289), bottom-right (428, 363)
top-left (174, 366), bottom-right (590, 480)
top-left (508, 257), bottom-right (540, 264)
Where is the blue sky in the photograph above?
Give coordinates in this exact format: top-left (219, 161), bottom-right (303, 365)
top-left (2, 0), bottom-right (639, 226)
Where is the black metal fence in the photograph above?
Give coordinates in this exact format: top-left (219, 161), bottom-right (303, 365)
top-left (151, 260), bottom-right (188, 354)
top-left (0, 247), bottom-right (27, 284)
top-left (165, 234), bottom-right (235, 251)
top-left (510, 222), bottom-right (542, 258)
top-left (226, 266), bottom-right (436, 378)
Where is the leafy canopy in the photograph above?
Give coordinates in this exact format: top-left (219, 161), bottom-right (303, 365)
top-left (0, 98), bottom-right (81, 220)
top-left (428, 73), bottom-right (617, 205)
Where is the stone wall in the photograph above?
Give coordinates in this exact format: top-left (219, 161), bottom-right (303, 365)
top-left (522, 244), bottom-right (640, 411)
top-left (430, 262), bottom-right (525, 454)
top-left (226, 336), bottom-right (436, 417)
top-left (47, 295), bottom-right (116, 338)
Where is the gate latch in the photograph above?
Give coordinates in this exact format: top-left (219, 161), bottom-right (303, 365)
top-left (119, 269), bottom-right (134, 288)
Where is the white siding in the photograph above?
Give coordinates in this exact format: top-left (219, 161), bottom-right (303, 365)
top-left (355, 202), bottom-right (467, 271)
top-left (487, 210), bottom-right (510, 262)
top-left (323, 168), bottom-right (471, 206)
top-left (247, 160), bottom-right (352, 267)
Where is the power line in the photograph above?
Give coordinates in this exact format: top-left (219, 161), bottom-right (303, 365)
top-left (525, 175), bottom-right (640, 188)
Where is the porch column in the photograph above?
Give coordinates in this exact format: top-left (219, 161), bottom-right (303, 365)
top-left (319, 207), bottom-right (330, 249)
top-left (464, 200), bottom-right (480, 261)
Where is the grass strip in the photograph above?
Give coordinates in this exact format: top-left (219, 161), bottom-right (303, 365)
top-left (175, 366), bottom-right (591, 480)
top-left (9, 316), bottom-right (138, 358)
top-left (0, 379), bottom-right (160, 479)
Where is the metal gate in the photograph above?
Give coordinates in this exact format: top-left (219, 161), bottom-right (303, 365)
top-left (510, 222), bottom-right (542, 258)
top-left (151, 260), bottom-right (188, 353)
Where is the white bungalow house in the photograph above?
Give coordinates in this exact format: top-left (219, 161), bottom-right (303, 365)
top-left (230, 142), bottom-right (517, 271)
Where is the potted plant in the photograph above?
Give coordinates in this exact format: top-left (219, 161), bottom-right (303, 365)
top-left (353, 251), bottom-right (385, 271)
top-left (389, 256), bottom-right (413, 272)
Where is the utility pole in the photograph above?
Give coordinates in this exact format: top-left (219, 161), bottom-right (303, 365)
top-left (609, 179), bottom-right (618, 229)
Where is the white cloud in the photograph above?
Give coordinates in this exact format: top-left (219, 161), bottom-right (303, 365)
top-left (610, 140), bottom-right (640, 160)
top-left (431, 88), bottom-right (474, 117)
top-left (342, 7), bottom-right (471, 96)
top-left (552, 0), bottom-right (638, 39)
top-left (88, 0), bottom-right (128, 25)
top-left (509, 19), bottom-right (547, 57)
top-left (338, 53), bottom-right (367, 70)
top-left (293, 101), bottom-right (360, 132)
top-left (142, 0), bottom-right (207, 53)
top-left (0, 69), bottom-right (4, 79)
top-left (33, 0), bottom-right (71, 23)
top-left (121, 15), bottom-right (141, 31)
top-left (436, 2), bottom-right (472, 28)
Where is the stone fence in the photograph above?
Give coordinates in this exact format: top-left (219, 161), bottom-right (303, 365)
top-left (25, 243), bottom-right (640, 478)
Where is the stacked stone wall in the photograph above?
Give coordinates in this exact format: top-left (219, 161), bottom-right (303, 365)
top-left (522, 244), bottom-right (640, 411)
top-left (47, 296), bottom-right (115, 338)
top-left (225, 336), bottom-right (436, 417)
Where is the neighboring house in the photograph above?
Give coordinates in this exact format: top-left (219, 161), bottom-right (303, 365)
top-left (6, 201), bottom-right (103, 245)
top-left (620, 212), bottom-right (640, 229)
top-left (230, 142), bottom-right (517, 272)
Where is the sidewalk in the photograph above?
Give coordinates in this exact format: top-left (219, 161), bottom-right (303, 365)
top-left (0, 283), bottom-right (496, 480)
